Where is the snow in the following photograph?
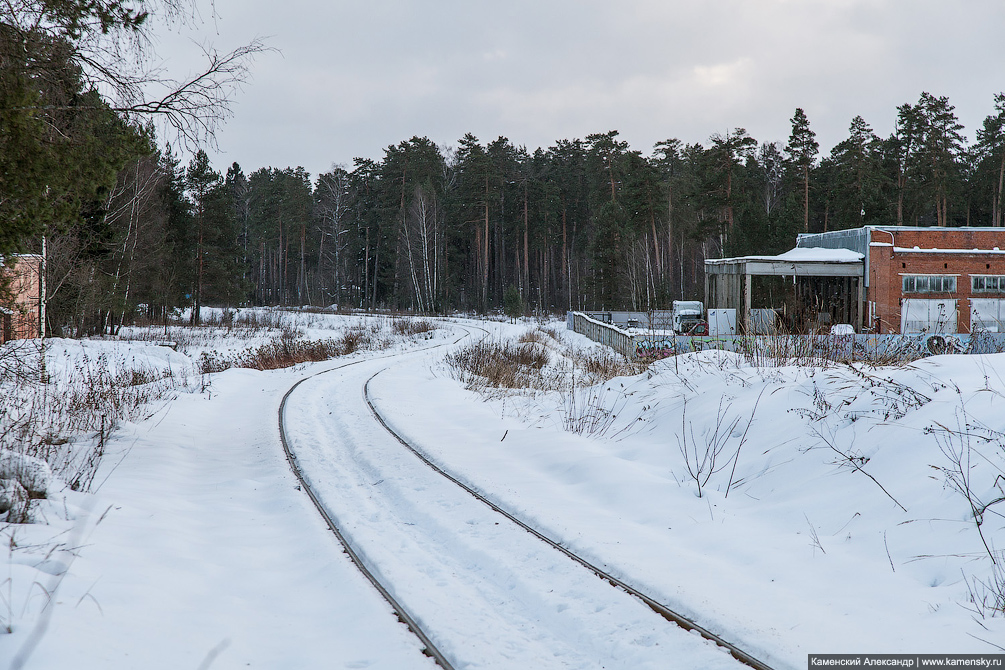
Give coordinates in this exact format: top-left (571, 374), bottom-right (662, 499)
top-left (706, 247), bottom-right (865, 264)
top-left (0, 452), bottom-right (52, 497)
top-left (893, 247), bottom-right (1005, 254)
top-left (764, 247), bottom-right (864, 263)
top-left (282, 345), bottom-right (742, 669)
top-left (0, 349), bottom-right (435, 669)
top-left (2, 313), bottom-right (1005, 668)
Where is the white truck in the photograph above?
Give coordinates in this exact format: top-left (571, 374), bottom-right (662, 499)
top-left (671, 301), bottom-right (707, 335)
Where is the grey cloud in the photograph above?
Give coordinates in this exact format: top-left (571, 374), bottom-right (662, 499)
top-left (153, 0), bottom-right (1005, 178)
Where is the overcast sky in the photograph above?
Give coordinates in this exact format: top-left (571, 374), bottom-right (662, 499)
top-left (153, 0), bottom-right (1005, 181)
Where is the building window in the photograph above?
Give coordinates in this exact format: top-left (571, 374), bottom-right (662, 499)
top-left (902, 275), bottom-right (956, 294)
top-left (971, 275), bottom-right (1005, 293)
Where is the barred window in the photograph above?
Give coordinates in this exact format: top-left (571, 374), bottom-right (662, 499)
top-left (971, 275), bottom-right (1005, 293)
top-left (902, 275), bottom-right (956, 293)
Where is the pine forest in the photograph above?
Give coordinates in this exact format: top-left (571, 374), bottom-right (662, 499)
top-left (9, 78), bottom-right (1005, 332)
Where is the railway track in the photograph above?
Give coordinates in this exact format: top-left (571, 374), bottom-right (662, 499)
top-left (277, 334), bottom-right (465, 669)
top-left (278, 321), bottom-right (775, 670)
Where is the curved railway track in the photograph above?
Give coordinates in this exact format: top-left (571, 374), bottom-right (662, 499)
top-left (278, 321), bottom-right (775, 670)
top-left (277, 335), bottom-right (465, 669)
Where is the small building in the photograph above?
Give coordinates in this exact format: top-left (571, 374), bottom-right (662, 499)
top-left (705, 247), bottom-right (865, 333)
top-left (705, 226), bottom-right (1005, 334)
top-left (0, 254), bottom-right (45, 342)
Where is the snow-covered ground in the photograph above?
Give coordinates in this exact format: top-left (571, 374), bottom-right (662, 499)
top-left (380, 329), bottom-right (1005, 659)
top-left (2, 312), bottom-right (1004, 668)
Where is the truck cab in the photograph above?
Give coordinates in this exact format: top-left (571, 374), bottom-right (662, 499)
top-left (671, 301), bottom-right (707, 335)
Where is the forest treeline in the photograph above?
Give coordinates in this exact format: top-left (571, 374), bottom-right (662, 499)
top-left (12, 87), bottom-right (1005, 333)
top-left (0, 0), bottom-right (262, 337)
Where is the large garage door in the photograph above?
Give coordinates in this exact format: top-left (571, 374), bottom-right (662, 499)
top-left (970, 298), bottom-right (1005, 333)
top-left (901, 299), bottom-right (957, 334)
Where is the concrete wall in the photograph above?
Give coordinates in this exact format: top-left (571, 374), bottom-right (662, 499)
top-left (569, 309), bottom-right (1005, 360)
top-left (568, 312), bottom-right (638, 357)
top-left (577, 310), bottom-right (674, 330)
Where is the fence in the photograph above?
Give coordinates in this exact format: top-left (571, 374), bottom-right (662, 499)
top-left (567, 311), bottom-right (1005, 362)
top-left (567, 311), bottom-right (639, 358)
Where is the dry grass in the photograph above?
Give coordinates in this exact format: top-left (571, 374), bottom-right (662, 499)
top-left (445, 339), bottom-right (550, 390)
top-left (196, 317), bottom-right (441, 374)
top-left (444, 327), bottom-right (651, 442)
top-left (197, 322), bottom-right (388, 373)
top-left (574, 346), bottom-right (646, 379)
top-left (0, 342), bottom-right (190, 521)
top-left (446, 326), bottom-right (646, 393)
top-left (392, 318), bottom-right (437, 337)
top-left (517, 329), bottom-right (547, 345)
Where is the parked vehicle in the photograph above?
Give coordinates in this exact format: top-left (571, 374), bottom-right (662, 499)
top-left (671, 301), bottom-right (707, 335)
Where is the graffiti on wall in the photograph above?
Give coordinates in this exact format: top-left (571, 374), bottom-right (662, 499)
top-left (631, 333), bottom-right (1005, 361)
top-left (569, 311), bottom-right (1005, 362)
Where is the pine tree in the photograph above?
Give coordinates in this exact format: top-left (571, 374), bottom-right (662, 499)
top-left (974, 93), bottom-right (1005, 226)
top-left (826, 116), bottom-right (887, 229)
top-left (0, 26), bottom-right (146, 257)
top-left (785, 108), bottom-right (819, 232)
top-left (184, 151), bottom-right (244, 322)
top-left (891, 101), bottom-right (925, 225)
top-left (917, 93), bottom-right (965, 227)
top-left (453, 134), bottom-right (494, 312)
top-left (707, 128), bottom-right (757, 252)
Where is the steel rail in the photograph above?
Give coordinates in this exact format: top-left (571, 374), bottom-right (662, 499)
top-left (362, 369), bottom-right (776, 670)
top-left (277, 337), bottom-right (466, 670)
top-left (279, 319), bottom-right (772, 670)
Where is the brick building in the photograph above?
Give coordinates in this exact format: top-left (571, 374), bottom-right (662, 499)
top-left (705, 227), bottom-right (1005, 334)
top-left (0, 254), bottom-right (45, 342)
top-left (797, 227), bottom-right (1005, 334)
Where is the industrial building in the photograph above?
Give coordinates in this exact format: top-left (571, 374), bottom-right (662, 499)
top-left (705, 226), bottom-right (1005, 334)
top-left (0, 254), bottom-right (45, 342)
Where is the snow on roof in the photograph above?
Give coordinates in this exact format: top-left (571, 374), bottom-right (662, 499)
top-left (708, 246), bottom-right (864, 264)
top-left (891, 246), bottom-right (1005, 254)
top-left (769, 247), bottom-right (864, 262)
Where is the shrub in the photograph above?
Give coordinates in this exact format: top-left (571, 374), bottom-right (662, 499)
top-left (503, 285), bottom-right (523, 320)
top-left (0, 344), bottom-right (189, 522)
top-left (445, 339), bottom-right (549, 390)
top-left (392, 318), bottom-right (437, 336)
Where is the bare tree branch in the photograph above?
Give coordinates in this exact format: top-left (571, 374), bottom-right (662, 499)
top-left (1, 2), bottom-right (271, 150)
top-left (112, 39), bottom-right (271, 150)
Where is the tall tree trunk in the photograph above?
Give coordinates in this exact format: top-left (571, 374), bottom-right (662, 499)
top-left (996, 152), bottom-right (1005, 227)
top-left (299, 222), bottom-right (306, 304)
top-left (562, 205), bottom-right (569, 310)
top-left (523, 181), bottom-right (529, 295)
top-left (277, 217), bottom-right (284, 305)
top-left (648, 196), bottom-right (661, 280)
top-left (258, 241), bottom-right (265, 304)
top-left (803, 165), bottom-right (810, 232)
top-left (897, 172), bottom-right (905, 226)
top-left (607, 156), bottom-right (616, 202)
top-left (283, 242), bottom-right (289, 305)
top-left (371, 229), bottom-right (379, 309)
top-left (363, 226), bottom-right (370, 309)
top-left (194, 210), bottom-right (204, 324)
top-left (482, 179), bottom-right (489, 312)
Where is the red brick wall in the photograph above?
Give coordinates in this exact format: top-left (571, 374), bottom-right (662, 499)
top-left (0, 255), bottom-right (43, 341)
top-left (867, 229), bottom-right (1005, 333)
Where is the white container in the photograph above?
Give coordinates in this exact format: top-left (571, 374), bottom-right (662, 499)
top-left (708, 309), bottom-right (737, 336)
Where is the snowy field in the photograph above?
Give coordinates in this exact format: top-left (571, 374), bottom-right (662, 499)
top-left (1, 310), bottom-right (1004, 668)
